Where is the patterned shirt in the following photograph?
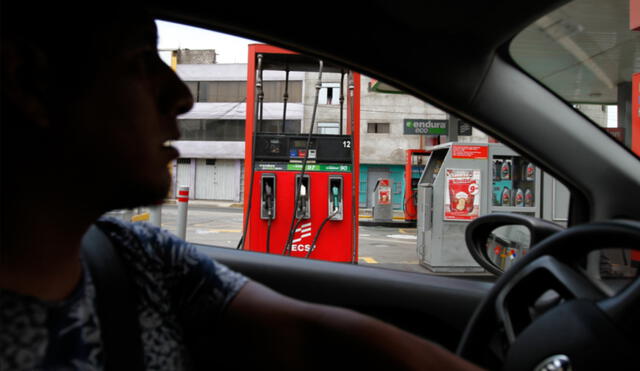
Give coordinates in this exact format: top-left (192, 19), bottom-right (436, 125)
top-left (0, 217), bottom-right (248, 370)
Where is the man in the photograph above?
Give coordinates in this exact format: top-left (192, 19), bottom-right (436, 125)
top-left (0, 4), bottom-right (482, 370)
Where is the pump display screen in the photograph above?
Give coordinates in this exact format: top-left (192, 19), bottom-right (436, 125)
top-left (289, 139), bottom-right (317, 160)
top-left (254, 133), bottom-right (352, 163)
top-left (291, 139), bottom-right (315, 149)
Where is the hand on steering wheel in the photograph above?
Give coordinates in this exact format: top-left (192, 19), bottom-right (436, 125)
top-left (457, 220), bottom-right (640, 370)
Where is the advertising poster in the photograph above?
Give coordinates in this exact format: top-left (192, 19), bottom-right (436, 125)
top-left (377, 179), bottom-right (391, 205)
top-left (444, 169), bottom-right (481, 221)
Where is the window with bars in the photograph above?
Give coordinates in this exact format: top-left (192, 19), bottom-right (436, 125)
top-left (319, 83), bottom-right (341, 105)
top-left (186, 81), bottom-right (303, 103)
top-left (367, 122), bottom-right (390, 134)
top-left (258, 120), bottom-right (301, 134)
top-left (179, 119), bottom-right (302, 140)
top-left (179, 120), bottom-right (245, 141)
top-left (318, 122), bottom-right (340, 135)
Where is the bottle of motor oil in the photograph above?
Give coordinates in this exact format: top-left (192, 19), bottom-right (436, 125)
top-left (501, 186), bottom-right (511, 206)
top-left (525, 188), bottom-right (534, 207)
top-left (493, 160), bottom-right (502, 181)
top-left (525, 162), bottom-right (535, 181)
top-left (501, 160), bottom-right (511, 180)
top-left (432, 161), bottom-right (441, 182)
top-left (493, 190), bottom-right (500, 206)
top-left (515, 188), bottom-right (524, 206)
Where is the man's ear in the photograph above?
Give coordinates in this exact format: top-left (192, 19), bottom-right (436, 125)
top-left (1, 39), bottom-right (51, 128)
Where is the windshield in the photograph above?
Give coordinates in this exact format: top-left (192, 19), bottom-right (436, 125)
top-left (510, 0), bottom-right (640, 149)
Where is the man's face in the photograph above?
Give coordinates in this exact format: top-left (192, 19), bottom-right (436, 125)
top-left (58, 17), bottom-right (193, 209)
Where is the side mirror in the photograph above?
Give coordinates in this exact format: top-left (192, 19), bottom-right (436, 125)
top-left (465, 213), bottom-right (564, 276)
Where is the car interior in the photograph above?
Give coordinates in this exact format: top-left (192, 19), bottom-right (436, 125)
top-left (139, 0), bottom-right (640, 369)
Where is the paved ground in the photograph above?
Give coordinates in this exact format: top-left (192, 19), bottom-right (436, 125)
top-left (158, 205), bottom-right (422, 270)
top-left (107, 201), bottom-right (638, 285)
top-left (107, 200), bottom-right (496, 280)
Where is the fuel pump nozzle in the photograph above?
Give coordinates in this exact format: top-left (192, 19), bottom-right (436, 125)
top-left (260, 174), bottom-right (276, 220)
top-left (266, 182), bottom-right (273, 254)
top-left (331, 185), bottom-right (340, 213)
top-left (264, 183), bottom-right (274, 218)
top-left (260, 175), bottom-right (276, 254)
top-left (328, 177), bottom-right (343, 221)
top-left (297, 184), bottom-right (307, 217)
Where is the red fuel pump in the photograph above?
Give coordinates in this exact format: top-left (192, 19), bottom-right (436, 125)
top-left (403, 149), bottom-right (430, 222)
top-left (239, 45), bottom-right (361, 263)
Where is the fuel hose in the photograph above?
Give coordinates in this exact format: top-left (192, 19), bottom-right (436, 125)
top-left (283, 60), bottom-right (324, 255)
top-left (265, 183), bottom-right (273, 253)
top-left (305, 186), bottom-right (340, 259)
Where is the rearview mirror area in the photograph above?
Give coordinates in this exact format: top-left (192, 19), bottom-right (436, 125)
top-left (465, 213), bottom-right (564, 276)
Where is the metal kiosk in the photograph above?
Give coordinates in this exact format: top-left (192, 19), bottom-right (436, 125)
top-left (416, 142), bottom-right (547, 273)
top-left (372, 179), bottom-right (393, 222)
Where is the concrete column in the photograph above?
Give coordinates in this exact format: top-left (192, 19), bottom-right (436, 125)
top-left (447, 114), bottom-right (459, 142)
top-left (617, 81), bottom-right (632, 148)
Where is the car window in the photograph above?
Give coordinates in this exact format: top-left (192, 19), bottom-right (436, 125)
top-left (94, 20), bottom-right (580, 280)
top-left (103, 19), bottom-right (577, 277)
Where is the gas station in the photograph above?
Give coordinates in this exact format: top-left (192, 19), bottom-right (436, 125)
top-left (368, 1), bottom-right (640, 273)
top-left (234, 0), bottom-right (640, 272)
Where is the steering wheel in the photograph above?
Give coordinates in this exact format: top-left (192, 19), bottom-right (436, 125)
top-left (457, 220), bottom-right (640, 370)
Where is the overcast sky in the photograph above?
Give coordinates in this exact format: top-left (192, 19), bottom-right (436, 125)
top-left (156, 20), bottom-right (256, 64)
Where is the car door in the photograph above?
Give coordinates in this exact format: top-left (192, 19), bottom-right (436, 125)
top-left (149, 0), bottom-right (640, 357)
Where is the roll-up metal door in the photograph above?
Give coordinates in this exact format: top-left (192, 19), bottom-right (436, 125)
top-left (195, 159), bottom-right (217, 199)
top-left (213, 159), bottom-right (239, 201)
top-left (239, 161), bottom-right (245, 202)
top-left (194, 159), bottom-right (240, 201)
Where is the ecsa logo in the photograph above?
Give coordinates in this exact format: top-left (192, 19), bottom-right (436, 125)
top-left (291, 244), bottom-right (311, 252)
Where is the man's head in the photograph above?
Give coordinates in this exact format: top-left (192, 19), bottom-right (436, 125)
top-left (1, 4), bottom-right (194, 213)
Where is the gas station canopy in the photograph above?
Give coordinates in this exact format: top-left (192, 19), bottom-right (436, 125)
top-left (371, 0), bottom-right (640, 105)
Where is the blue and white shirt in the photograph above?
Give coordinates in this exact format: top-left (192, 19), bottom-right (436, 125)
top-left (0, 217), bottom-right (248, 370)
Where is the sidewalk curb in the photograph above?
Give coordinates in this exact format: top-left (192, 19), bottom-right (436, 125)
top-left (359, 220), bottom-right (416, 228)
top-left (163, 199), bottom-right (409, 220)
top-left (162, 199), bottom-right (243, 208)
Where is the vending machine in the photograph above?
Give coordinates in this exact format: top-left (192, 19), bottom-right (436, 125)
top-left (416, 142), bottom-right (567, 273)
top-left (240, 45), bottom-right (361, 263)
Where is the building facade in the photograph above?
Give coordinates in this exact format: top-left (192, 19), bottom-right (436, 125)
top-left (172, 53), bottom-right (304, 202)
top-left (171, 50), bottom-right (487, 206)
top-left (171, 49), bottom-right (610, 208)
